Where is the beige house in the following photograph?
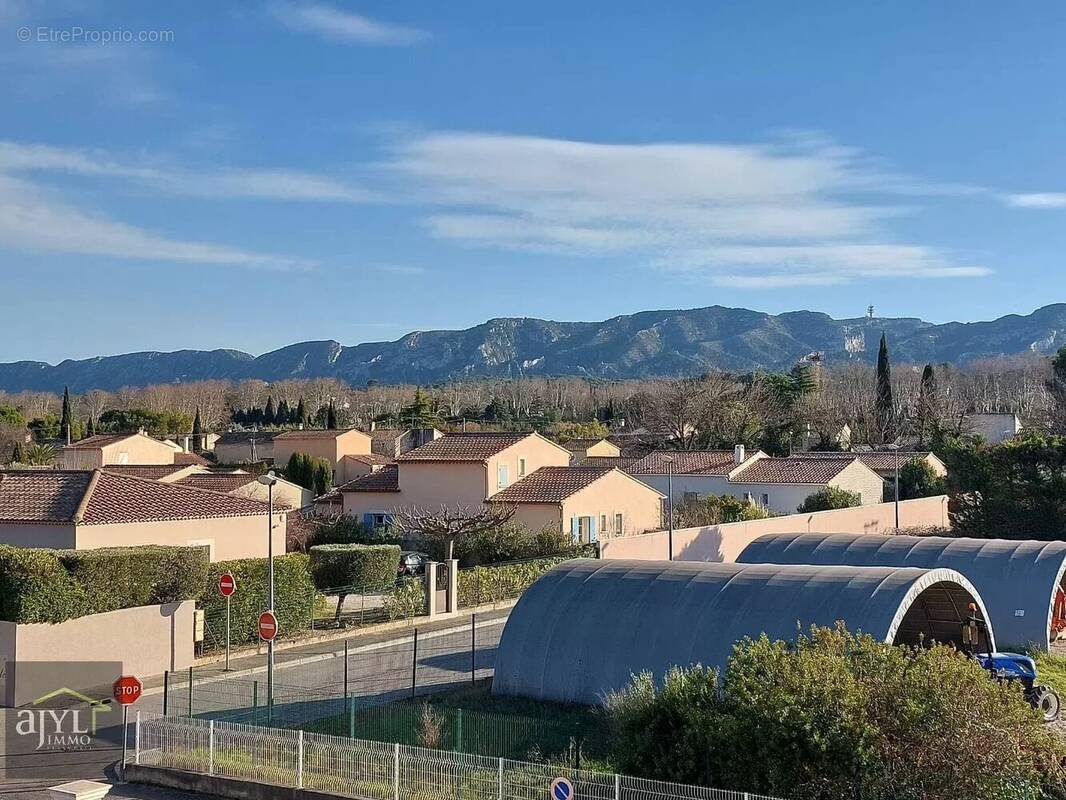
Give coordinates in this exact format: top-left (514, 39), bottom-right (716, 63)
top-left (368, 428), bottom-right (442, 459)
top-left (338, 452), bottom-right (393, 483)
top-left (0, 469), bottom-right (284, 561)
top-left (174, 470), bottom-right (312, 510)
top-left (272, 428), bottom-right (372, 473)
top-left (60, 432), bottom-right (179, 469)
top-left (564, 438), bottom-right (622, 465)
top-left (339, 432), bottom-right (572, 524)
top-left (727, 456), bottom-right (885, 514)
top-left (167, 432), bottom-right (221, 453)
top-left (487, 466), bottom-right (664, 540)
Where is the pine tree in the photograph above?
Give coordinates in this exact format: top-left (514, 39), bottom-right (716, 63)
top-left (277, 399), bottom-right (290, 426)
top-left (60, 387), bottom-right (73, 445)
top-left (326, 399), bottom-right (338, 429)
top-left (875, 333), bottom-right (895, 443)
top-left (192, 407), bottom-right (203, 452)
top-left (296, 398), bottom-right (308, 426)
top-left (264, 396), bottom-right (277, 427)
top-left (11, 441), bottom-right (23, 464)
top-left (402, 388), bottom-right (437, 427)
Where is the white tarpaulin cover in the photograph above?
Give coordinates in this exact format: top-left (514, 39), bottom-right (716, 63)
top-left (738, 533), bottom-right (1066, 650)
top-left (492, 558), bottom-right (992, 705)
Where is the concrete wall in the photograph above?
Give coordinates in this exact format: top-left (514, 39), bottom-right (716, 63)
top-left (511, 503), bottom-right (563, 533)
top-left (232, 479), bottom-right (312, 510)
top-left (561, 471), bottom-right (663, 537)
top-left (0, 601), bottom-right (194, 706)
top-left (60, 434), bottom-right (178, 469)
top-left (0, 522), bottom-right (75, 549)
top-left (215, 438), bottom-right (273, 464)
top-left (342, 490), bottom-right (403, 518)
top-left (599, 495), bottom-right (950, 563)
top-left (73, 513), bottom-right (286, 562)
top-left (397, 462), bottom-right (489, 509)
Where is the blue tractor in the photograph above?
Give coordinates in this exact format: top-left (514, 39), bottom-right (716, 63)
top-left (963, 604), bottom-right (1061, 722)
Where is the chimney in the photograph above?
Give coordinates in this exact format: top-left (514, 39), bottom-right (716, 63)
top-left (733, 444), bottom-right (746, 464)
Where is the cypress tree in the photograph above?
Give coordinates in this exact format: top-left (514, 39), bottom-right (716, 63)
top-left (192, 407), bottom-right (203, 452)
top-left (86, 416), bottom-right (96, 437)
top-left (296, 398), bottom-right (307, 426)
top-left (327, 399), bottom-right (338, 429)
top-left (917, 364), bottom-right (939, 445)
top-left (277, 399), bottom-right (290, 426)
top-left (60, 387), bottom-right (73, 445)
top-left (264, 396), bottom-right (277, 426)
top-left (11, 441), bottom-right (23, 464)
top-left (875, 333), bottom-right (895, 443)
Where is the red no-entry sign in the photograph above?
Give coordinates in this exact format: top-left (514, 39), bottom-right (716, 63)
top-left (113, 675), bottom-right (143, 705)
top-left (258, 610), bottom-right (279, 641)
top-left (218, 572), bottom-right (236, 597)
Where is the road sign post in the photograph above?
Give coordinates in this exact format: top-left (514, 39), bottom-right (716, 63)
top-left (113, 675), bottom-right (142, 772)
top-left (219, 572), bottom-right (236, 671)
top-left (258, 608), bottom-right (279, 723)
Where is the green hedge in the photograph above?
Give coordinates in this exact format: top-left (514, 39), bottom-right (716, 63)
top-left (0, 544), bottom-right (208, 624)
top-left (457, 551), bottom-right (593, 608)
top-left (57, 546), bottom-right (209, 615)
top-left (309, 544), bottom-right (399, 592)
top-left (202, 553), bottom-right (316, 645)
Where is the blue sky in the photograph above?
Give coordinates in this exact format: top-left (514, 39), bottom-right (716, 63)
top-left (2, 1), bottom-right (1065, 363)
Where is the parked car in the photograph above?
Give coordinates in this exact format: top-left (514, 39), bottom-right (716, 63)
top-left (398, 551), bottom-right (430, 577)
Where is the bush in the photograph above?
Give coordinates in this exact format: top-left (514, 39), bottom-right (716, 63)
top-left (308, 517), bottom-right (403, 548)
top-left (897, 459), bottom-right (947, 500)
top-left (56, 546), bottom-right (208, 615)
top-left (383, 578), bottom-right (426, 620)
top-left (202, 554), bottom-right (316, 645)
top-left (0, 544), bottom-right (207, 623)
top-left (672, 494), bottom-right (772, 528)
top-left (457, 549), bottom-right (595, 608)
top-left (607, 624), bottom-right (1066, 800)
top-left (446, 524), bottom-right (586, 567)
top-left (309, 544), bottom-right (400, 591)
top-left (797, 485), bottom-right (861, 513)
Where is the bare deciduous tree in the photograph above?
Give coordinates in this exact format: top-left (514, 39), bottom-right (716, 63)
top-left (394, 503), bottom-right (517, 561)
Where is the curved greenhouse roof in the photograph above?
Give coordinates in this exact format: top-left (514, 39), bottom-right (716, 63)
top-left (738, 533), bottom-right (1066, 650)
top-left (492, 558), bottom-right (993, 705)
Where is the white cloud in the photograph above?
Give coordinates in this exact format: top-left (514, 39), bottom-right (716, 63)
top-left (374, 264), bottom-right (428, 275)
top-left (1005, 193), bottom-right (1066, 209)
top-left (0, 140), bottom-right (375, 202)
top-left (267, 2), bottom-right (429, 46)
top-left (389, 131), bottom-right (990, 285)
top-left (0, 173), bottom-right (310, 268)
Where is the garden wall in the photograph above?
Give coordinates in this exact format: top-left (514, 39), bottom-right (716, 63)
top-left (598, 496), bottom-right (949, 563)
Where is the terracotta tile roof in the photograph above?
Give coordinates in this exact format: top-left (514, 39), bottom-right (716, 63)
top-left (342, 453), bottom-right (393, 466)
top-left (790, 451), bottom-right (935, 472)
top-left (368, 428), bottom-right (406, 441)
top-left (176, 472), bottom-right (257, 493)
top-left (584, 456), bottom-right (642, 470)
top-left (63, 433), bottom-right (140, 450)
top-left (0, 469), bottom-right (270, 525)
top-left (174, 451), bottom-right (211, 466)
top-left (730, 457), bottom-right (856, 484)
top-left (488, 466), bottom-right (615, 504)
top-left (562, 438), bottom-right (612, 451)
top-left (336, 465), bottom-right (400, 493)
top-left (216, 430), bottom-right (280, 446)
top-left (396, 432), bottom-right (533, 462)
top-left (102, 464), bottom-right (193, 480)
top-left (274, 428), bottom-right (365, 441)
top-left (629, 450), bottom-right (747, 476)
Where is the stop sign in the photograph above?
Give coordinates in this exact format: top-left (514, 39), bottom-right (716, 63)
top-left (258, 610), bottom-right (279, 641)
top-left (218, 572), bottom-right (236, 597)
top-left (113, 675), bottom-right (142, 705)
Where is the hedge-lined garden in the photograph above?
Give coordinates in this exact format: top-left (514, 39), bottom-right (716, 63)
top-left (0, 544), bottom-right (208, 624)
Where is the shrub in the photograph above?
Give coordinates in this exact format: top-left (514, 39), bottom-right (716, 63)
top-left (457, 550), bottom-right (594, 608)
top-left (202, 554), bottom-right (316, 645)
top-left (797, 485), bottom-right (861, 513)
top-left (672, 494), bottom-right (772, 528)
top-left (0, 546), bottom-right (89, 623)
top-left (383, 578), bottom-right (426, 620)
top-left (308, 516), bottom-right (403, 548)
top-left (607, 624), bottom-right (1066, 800)
top-left (310, 544), bottom-right (400, 622)
top-left (56, 546), bottom-right (208, 614)
top-left (897, 459), bottom-right (947, 500)
top-left (447, 524), bottom-right (587, 567)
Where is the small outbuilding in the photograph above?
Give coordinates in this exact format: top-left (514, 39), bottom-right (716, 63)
top-left (492, 558), bottom-right (993, 705)
top-left (738, 532), bottom-right (1066, 650)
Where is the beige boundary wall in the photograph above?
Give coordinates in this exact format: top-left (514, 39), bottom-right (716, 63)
top-left (599, 495), bottom-right (950, 563)
top-left (0, 601), bottom-right (195, 706)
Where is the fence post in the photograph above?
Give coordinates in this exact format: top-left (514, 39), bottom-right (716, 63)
top-left (344, 638), bottom-right (349, 701)
top-left (456, 708), bottom-right (462, 752)
top-left (208, 720), bottom-right (215, 775)
top-left (252, 680), bottom-right (259, 726)
top-left (348, 695), bottom-right (355, 739)
top-left (471, 613), bottom-right (476, 684)
top-left (393, 742), bottom-right (400, 800)
top-left (497, 757), bottom-right (504, 800)
top-left (411, 628), bottom-right (419, 699)
top-left (614, 773), bottom-right (620, 800)
top-left (297, 729), bottom-right (304, 788)
top-left (134, 710), bottom-right (141, 765)
top-left (162, 670), bottom-right (169, 716)
top-left (187, 665), bottom-right (194, 717)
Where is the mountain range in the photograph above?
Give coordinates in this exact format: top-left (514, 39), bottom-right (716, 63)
top-left (4, 304), bottom-right (1066, 393)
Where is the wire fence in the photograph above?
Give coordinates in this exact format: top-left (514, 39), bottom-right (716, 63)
top-left (131, 713), bottom-right (783, 800)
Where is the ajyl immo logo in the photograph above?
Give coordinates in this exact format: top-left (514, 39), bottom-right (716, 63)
top-left (15, 688), bottom-right (112, 751)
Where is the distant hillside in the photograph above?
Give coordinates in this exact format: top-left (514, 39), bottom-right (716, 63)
top-left (3, 304), bottom-right (1065, 393)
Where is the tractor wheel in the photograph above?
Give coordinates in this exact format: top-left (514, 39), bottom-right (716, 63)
top-left (1028, 685), bottom-right (1061, 723)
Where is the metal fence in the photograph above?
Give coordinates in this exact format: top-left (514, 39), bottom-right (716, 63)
top-left (131, 713), bottom-right (782, 800)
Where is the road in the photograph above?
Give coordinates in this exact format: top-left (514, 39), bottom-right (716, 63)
top-left (0, 610), bottom-right (510, 793)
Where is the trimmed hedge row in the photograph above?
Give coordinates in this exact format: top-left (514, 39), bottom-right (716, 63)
top-left (309, 544), bottom-right (400, 592)
top-left (201, 553), bottom-right (316, 645)
top-left (0, 544), bottom-right (208, 624)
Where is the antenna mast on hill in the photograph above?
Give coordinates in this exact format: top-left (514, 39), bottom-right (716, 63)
top-left (867, 305), bottom-right (875, 320)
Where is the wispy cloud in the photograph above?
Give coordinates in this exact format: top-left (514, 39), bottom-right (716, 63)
top-left (388, 131), bottom-right (991, 286)
top-left (373, 264), bottom-right (428, 275)
top-left (1005, 192), bottom-right (1066, 209)
top-left (267, 2), bottom-right (429, 46)
top-left (0, 140), bottom-right (376, 202)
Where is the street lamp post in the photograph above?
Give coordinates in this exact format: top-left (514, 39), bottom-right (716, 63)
top-left (664, 456), bottom-right (675, 561)
top-left (257, 470), bottom-right (278, 716)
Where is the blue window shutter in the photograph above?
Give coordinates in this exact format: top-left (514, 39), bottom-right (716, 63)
top-left (362, 513), bottom-right (375, 528)
top-left (570, 517), bottom-right (579, 544)
top-left (589, 515), bottom-right (598, 542)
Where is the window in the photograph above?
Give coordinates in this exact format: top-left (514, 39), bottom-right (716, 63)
top-left (497, 464), bottom-right (509, 489)
top-left (761, 493), bottom-right (770, 507)
top-left (518, 458), bottom-right (527, 477)
top-left (118, 451), bottom-right (129, 464)
top-left (615, 513), bottom-right (624, 535)
top-left (187, 539), bottom-right (214, 562)
top-left (571, 516), bottom-right (593, 543)
top-left (683, 491), bottom-right (698, 503)
top-left (600, 514), bottom-right (607, 535)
